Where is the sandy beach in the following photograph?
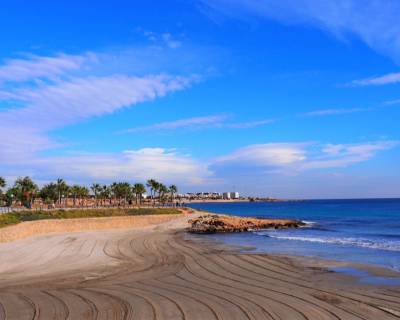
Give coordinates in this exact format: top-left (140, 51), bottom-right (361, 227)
top-left (0, 213), bottom-right (399, 319)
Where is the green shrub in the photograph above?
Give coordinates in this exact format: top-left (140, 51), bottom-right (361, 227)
top-left (0, 213), bottom-right (20, 228)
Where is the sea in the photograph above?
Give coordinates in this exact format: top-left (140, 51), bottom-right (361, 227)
top-left (187, 199), bottom-right (400, 276)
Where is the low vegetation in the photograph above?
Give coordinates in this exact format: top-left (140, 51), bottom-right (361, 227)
top-left (0, 208), bottom-right (182, 229)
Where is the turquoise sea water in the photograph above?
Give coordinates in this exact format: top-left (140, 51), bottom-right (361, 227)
top-left (187, 199), bottom-right (400, 273)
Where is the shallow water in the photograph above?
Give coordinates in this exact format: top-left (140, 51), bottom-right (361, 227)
top-left (331, 267), bottom-right (400, 286)
top-left (187, 199), bottom-right (400, 272)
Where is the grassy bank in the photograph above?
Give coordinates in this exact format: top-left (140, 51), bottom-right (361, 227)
top-left (0, 208), bottom-right (181, 229)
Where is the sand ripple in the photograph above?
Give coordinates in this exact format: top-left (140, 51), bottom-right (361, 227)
top-left (0, 216), bottom-right (399, 319)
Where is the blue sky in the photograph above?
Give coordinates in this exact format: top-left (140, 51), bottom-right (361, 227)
top-left (1, 0), bottom-right (400, 198)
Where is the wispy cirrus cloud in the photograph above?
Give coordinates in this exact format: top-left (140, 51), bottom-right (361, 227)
top-left (302, 141), bottom-right (398, 170)
top-left (0, 45), bottom-right (201, 166)
top-left (0, 48), bottom-right (213, 187)
top-left (119, 115), bottom-right (274, 133)
top-left (1, 74), bottom-right (194, 131)
top-left (0, 32), bottom-right (228, 187)
top-left (200, 0), bottom-right (400, 63)
top-left (384, 99), bottom-right (400, 106)
top-left (0, 52), bottom-right (97, 83)
top-left (302, 108), bottom-right (367, 117)
top-left (121, 114), bottom-right (228, 133)
top-left (0, 73), bottom-right (194, 164)
top-left (349, 72), bottom-right (400, 87)
top-left (224, 119), bottom-right (274, 128)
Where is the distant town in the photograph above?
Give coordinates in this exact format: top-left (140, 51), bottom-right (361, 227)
top-left (178, 191), bottom-right (240, 200)
top-left (176, 192), bottom-right (291, 203)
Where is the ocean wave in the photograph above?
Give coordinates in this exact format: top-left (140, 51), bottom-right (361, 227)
top-left (264, 235), bottom-right (400, 252)
top-left (301, 220), bottom-right (317, 226)
top-left (299, 221), bottom-right (333, 232)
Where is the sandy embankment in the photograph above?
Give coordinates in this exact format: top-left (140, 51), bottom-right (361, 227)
top-left (0, 214), bottom-right (183, 243)
top-left (0, 212), bottom-right (399, 319)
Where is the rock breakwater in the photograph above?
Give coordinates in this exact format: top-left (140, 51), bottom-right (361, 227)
top-left (189, 214), bottom-right (305, 233)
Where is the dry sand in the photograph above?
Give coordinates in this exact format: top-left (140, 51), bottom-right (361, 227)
top-left (0, 213), bottom-right (400, 319)
top-left (0, 214), bottom-right (183, 243)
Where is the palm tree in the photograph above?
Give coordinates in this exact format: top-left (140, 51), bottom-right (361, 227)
top-left (169, 184), bottom-right (177, 205)
top-left (110, 182), bottom-right (118, 206)
top-left (91, 183), bottom-right (101, 207)
top-left (0, 177), bottom-right (5, 192)
top-left (146, 179), bottom-right (157, 204)
top-left (147, 179), bottom-right (161, 206)
top-left (40, 183), bottom-right (58, 205)
top-left (110, 182), bottom-right (129, 206)
top-left (78, 186), bottom-right (89, 207)
top-left (13, 176), bottom-right (38, 208)
top-left (157, 183), bottom-right (169, 206)
top-left (55, 178), bottom-right (69, 207)
top-left (70, 185), bottom-right (81, 207)
top-left (0, 177), bottom-right (5, 206)
top-left (132, 183), bottom-right (146, 207)
top-left (100, 185), bottom-right (111, 206)
top-left (116, 182), bottom-right (132, 206)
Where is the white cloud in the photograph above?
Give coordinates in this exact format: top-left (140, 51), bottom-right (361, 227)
top-left (121, 115), bottom-right (274, 133)
top-left (384, 99), bottom-right (400, 106)
top-left (3, 139), bottom-right (396, 190)
top-left (0, 74), bottom-right (194, 164)
top-left (0, 74), bottom-right (194, 131)
top-left (214, 141), bottom-right (398, 172)
top-left (303, 141), bottom-right (398, 169)
top-left (0, 46), bottom-right (223, 187)
top-left (303, 108), bottom-right (366, 117)
top-left (216, 143), bottom-right (307, 166)
top-left (349, 72), bottom-right (400, 86)
top-left (162, 33), bottom-right (182, 49)
top-left (121, 114), bottom-right (228, 133)
top-left (0, 49), bottom-right (197, 165)
top-left (200, 0), bottom-right (400, 63)
top-left (18, 148), bottom-right (212, 186)
top-left (224, 119), bottom-right (274, 128)
top-left (0, 126), bottom-right (56, 164)
top-left (136, 28), bottom-right (183, 49)
top-left (0, 53), bottom-right (96, 83)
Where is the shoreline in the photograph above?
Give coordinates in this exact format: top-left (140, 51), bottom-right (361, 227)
top-left (185, 198), bottom-right (301, 203)
top-left (187, 227), bottom-right (400, 282)
top-left (0, 212), bottom-right (399, 319)
top-left (1, 208), bottom-right (399, 277)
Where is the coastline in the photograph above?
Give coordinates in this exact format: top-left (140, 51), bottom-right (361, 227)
top-left (185, 198), bottom-right (300, 203)
top-left (0, 211), bottom-right (399, 319)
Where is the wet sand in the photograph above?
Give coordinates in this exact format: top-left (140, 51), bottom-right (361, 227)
top-left (0, 214), bottom-right (400, 319)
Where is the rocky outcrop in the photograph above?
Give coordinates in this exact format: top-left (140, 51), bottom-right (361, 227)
top-left (188, 214), bottom-right (305, 233)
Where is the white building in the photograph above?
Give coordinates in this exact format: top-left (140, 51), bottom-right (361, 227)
top-left (222, 192), bottom-right (231, 199)
top-left (223, 192), bottom-right (239, 199)
top-left (230, 192), bottom-right (240, 199)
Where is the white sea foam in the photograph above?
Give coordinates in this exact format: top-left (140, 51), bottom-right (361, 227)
top-left (265, 234), bottom-right (400, 252)
top-left (301, 220), bottom-right (317, 227)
